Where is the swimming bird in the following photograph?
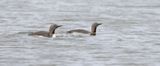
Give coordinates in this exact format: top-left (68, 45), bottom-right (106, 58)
top-left (29, 24), bottom-right (62, 37)
top-left (67, 23), bottom-right (102, 36)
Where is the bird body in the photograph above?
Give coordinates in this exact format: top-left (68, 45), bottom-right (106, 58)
top-left (67, 29), bottom-right (90, 34)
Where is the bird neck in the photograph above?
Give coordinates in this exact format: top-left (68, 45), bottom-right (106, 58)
top-left (48, 28), bottom-right (56, 37)
top-left (90, 26), bottom-right (97, 36)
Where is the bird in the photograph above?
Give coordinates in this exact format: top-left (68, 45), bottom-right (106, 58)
top-left (29, 24), bottom-right (62, 37)
top-left (67, 22), bottom-right (102, 36)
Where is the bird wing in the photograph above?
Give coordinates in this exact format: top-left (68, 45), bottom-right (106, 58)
top-left (67, 29), bottom-right (90, 34)
top-left (29, 31), bottom-right (49, 37)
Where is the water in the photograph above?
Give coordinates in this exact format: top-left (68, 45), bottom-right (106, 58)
top-left (0, 0), bottom-right (160, 66)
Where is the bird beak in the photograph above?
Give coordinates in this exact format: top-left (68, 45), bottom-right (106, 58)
top-left (58, 25), bottom-right (62, 27)
top-left (98, 23), bottom-right (102, 25)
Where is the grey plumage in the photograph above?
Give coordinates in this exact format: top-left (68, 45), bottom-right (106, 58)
top-left (67, 29), bottom-right (90, 34)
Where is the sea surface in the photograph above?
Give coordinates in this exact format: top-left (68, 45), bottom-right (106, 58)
top-left (0, 0), bottom-right (160, 66)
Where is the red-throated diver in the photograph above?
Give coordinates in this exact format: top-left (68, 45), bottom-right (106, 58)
top-left (67, 23), bottom-right (102, 36)
top-left (29, 24), bottom-right (62, 37)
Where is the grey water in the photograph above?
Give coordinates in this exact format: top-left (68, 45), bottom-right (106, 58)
top-left (0, 0), bottom-right (160, 66)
